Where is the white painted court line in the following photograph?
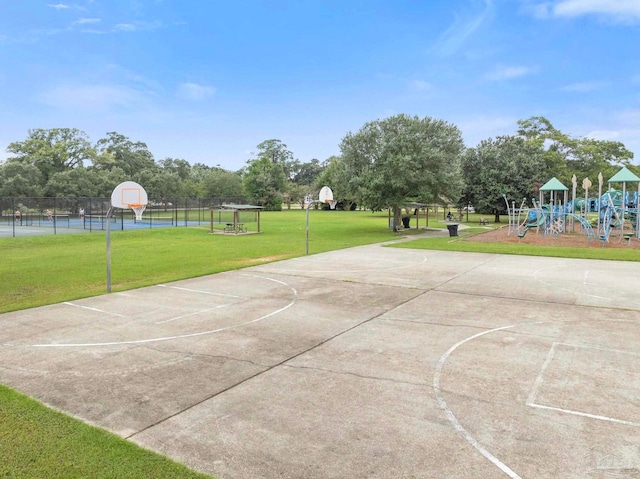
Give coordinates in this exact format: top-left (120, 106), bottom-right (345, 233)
top-left (434, 323), bottom-right (524, 479)
top-left (434, 318), bottom-right (640, 478)
top-left (526, 342), bottom-right (640, 427)
top-left (63, 302), bottom-right (126, 318)
top-left (32, 275), bottom-right (296, 348)
top-left (526, 342), bottom-right (558, 407)
top-left (527, 403), bottom-right (639, 427)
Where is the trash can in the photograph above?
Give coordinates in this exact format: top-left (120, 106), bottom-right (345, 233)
top-left (446, 224), bottom-right (458, 237)
top-left (402, 216), bottom-right (411, 228)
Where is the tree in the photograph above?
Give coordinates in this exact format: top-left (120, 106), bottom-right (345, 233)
top-left (94, 132), bottom-right (155, 177)
top-left (283, 181), bottom-right (308, 209)
top-left (340, 114), bottom-right (464, 231)
top-left (158, 157), bottom-right (192, 180)
top-left (462, 135), bottom-right (546, 221)
top-left (243, 156), bottom-right (286, 210)
top-left (6, 128), bottom-right (95, 182)
top-left (0, 162), bottom-right (44, 196)
top-left (516, 116), bottom-right (634, 190)
top-left (134, 168), bottom-right (182, 201)
top-left (294, 158), bottom-right (324, 186)
top-left (255, 139), bottom-right (297, 180)
top-left (315, 156), bottom-right (356, 210)
top-left (200, 168), bottom-right (244, 198)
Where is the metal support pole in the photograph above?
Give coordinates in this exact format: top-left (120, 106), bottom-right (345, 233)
top-left (306, 200), bottom-right (321, 255)
top-left (106, 206), bottom-right (114, 293)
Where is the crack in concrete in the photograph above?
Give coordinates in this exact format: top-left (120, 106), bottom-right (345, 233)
top-left (280, 363), bottom-right (427, 387)
top-left (144, 346), bottom-right (270, 369)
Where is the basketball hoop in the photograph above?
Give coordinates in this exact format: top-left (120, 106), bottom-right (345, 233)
top-left (328, 199), bottom-right (338, 210)
top-left (129, 203), bottom-right (146, 221)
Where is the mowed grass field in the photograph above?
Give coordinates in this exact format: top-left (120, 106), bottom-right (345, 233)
top-left (1, 209), bottom-right (638, 478)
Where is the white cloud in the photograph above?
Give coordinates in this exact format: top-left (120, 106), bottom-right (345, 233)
top-left (177, 82), bottom-right (215, 101)
top-left (74, 18), bottom-right (101, 25)
top-left (524, 0), bottom-right (640, 23)
top-left (113, 21), bottom-right (162, 32)
top-left (432, 0), bottom-right (494, 56)
top-left (48, 3), bottom-right (70, 9)
top-left (561, 81), bottom-right (608, 92)
top-left (484, 64), bottom-right (534, 81)
top-left (114, 23), bottom-right (137, 31)
top-left (554, 0), bottom-right (640, 20)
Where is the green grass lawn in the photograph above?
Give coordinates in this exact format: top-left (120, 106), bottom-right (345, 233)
top-left (0, 385), bottom-right (212, 479)
top-left (390, 224), bottom-right (640, 261)
top-left (0, 209), bottom-right (637, 478)
top-left (0, 210), bottom-right (397, 313)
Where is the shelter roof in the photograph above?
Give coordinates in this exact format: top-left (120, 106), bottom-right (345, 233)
top-left (608, 167), bottom-right (640, 183)
top-left (539, 177), bottom-right (568, 191)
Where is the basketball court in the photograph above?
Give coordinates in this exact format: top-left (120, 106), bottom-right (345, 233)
top-left (0, 238), bottom-right (638, 478)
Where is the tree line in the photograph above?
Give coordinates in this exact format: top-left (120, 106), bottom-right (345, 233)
top-left (1, 116), bottom-right (635, 229)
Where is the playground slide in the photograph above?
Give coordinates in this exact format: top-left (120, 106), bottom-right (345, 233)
top-left (518, 212), bottom-right (546, 238)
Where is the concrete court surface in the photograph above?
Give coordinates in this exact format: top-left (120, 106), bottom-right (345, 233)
top-left (0, 239), bottom-right (639, 478)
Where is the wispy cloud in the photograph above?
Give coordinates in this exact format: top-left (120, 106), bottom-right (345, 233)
top-left (177, 82), bottom-right (216, 101)
top-left (73, 18), bottom-right (101, 25)
top-left (114, 21), bottom-right (162, 32)
top-left (48, 3), bottom-right (70, 9)
top-left (523, 0), bottom-right (640, 23)
top-left (561, 81), bottom-right (609, 92)
top-left (484, 64), bottom-right (534, 81)
top-left (431, 0), bottom-right (494, 56)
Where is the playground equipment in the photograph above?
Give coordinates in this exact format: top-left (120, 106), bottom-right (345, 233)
top-left (503, 195), bottom-right (529, 236)
top-left (514, 200), bottom-right (596, 241)
top-left (504, 167), bottom-right (640, 247)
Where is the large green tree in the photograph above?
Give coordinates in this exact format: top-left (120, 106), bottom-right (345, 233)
top-left (44, 167), bottom-right (126, 197)
top-left (340, 114), bottom-right (464, 230)
top-left (294, 158), bottom-right (324, 186)
top-left (0, 162), bottom-right (44, 197)
top-left (6, 128), bottom-right (95, 183)
top-left (243, 156), bottom-right (286, 210)
top-left (94, 132), bottom-right (155, 177)
top-left (315, 156), bottom-right (356, 210)
top-left (255, 139), bottom-right (297, 180)
top-left (200, 167), bottom-right (244, 198)
top-left (462, 135), bottom-right (546, 221)
top-left (517, 116), bottom-right (634, 189)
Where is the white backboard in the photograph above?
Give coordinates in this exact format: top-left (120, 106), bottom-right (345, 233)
top-left (111, 181), bottom-right (148, 209)
top-left (318, 186), bottom-right (334, 203)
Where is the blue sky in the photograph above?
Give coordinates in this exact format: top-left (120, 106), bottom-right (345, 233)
top-left (1, 0), bottom-right (639, 171)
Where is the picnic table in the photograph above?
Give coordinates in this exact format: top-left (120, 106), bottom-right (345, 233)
top-left (224, 223), bottom-right (246, 233)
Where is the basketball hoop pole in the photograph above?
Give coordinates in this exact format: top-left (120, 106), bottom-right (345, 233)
top-left (306, 200), bottom-right (322, 255)
top-left (106, 206), bottom-right (114, 293)
top-left (307, 186), bottom-right (333, 255)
